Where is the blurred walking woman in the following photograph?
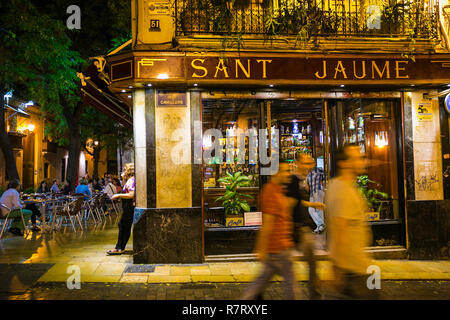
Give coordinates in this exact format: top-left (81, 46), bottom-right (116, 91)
top-left (107, 163), bottom-right (135, 255)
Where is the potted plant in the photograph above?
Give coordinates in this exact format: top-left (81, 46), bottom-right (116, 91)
top-left (381, 0), bottom-right (409, 35)
top-left (215, 171), bottom-right (253, 227)
top-left (356, 175), bottom-right (390, 221)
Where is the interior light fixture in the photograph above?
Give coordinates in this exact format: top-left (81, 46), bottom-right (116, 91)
top-left (127, 95), bottom-right (132, 98)
top-left (121, 89), bottom-right (126, 93)
top-left (147, 84), bottom-right (152, 87)
top-left (375, 131), bottom-right (389, 148)
top-left (269, 84), bottom-right (274, 87)
top-left (157, 73), bottom-right (169, 79)
top-left (193, 83), bottom-right (198, 87)
top-left (340, 84), bottom-right (345, 88)
top-left (128, 85), bottom-right (133, 88)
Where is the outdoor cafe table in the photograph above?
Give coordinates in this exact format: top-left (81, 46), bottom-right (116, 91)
top-left (22, 195), bottom-right (73, 232)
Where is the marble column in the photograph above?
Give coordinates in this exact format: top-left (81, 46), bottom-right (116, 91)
top-left (404, 91), bottom-right (448, 259)
top-left (132, 89), bottom-right (203, 264)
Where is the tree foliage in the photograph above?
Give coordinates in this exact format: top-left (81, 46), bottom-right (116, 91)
top-left (1, 0), bottom-right (132, 184)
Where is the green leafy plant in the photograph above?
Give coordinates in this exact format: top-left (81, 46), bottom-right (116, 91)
top-left (215, 172), bottom-right (253, 215)
top-left (23, 187), bottom-right (35, 194)
top-left (356, 175), bottom-right (389, 213)
top-left (381, 0), bottom-right (409, 34)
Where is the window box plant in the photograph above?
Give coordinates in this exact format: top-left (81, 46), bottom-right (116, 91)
top-left (356, 175), bottom-right (390, 221)
top-left (215, 171), bottom-right (253, 227)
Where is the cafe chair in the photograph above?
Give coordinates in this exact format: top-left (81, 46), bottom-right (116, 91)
top-left (54, 197), bottom-right (85, 232)
top-left (106, 195), bottom-right (120, 217)
top-left (98, 193), bottom-right (111, 223)
top-left (89, 194), bottom-right (103, 223)
top-left (0, 204), bottom-right (29, 238)
top-left (74, 193), bottom-right (97, 224)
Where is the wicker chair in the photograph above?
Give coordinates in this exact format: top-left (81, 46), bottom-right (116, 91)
top-left (54, 197), bottom-right (85, 232)
top-left (98, 193), bottom-right (111, 223)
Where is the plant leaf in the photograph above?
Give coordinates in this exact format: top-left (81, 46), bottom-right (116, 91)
top-left (240, 202), bottom-right (250, 212)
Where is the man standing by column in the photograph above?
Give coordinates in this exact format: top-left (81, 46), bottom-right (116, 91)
top-left (307, 166), bottom-right (325, 233)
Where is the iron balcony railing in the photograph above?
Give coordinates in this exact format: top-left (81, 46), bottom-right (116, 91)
top-left (175, 0), bottom-right (439, 39)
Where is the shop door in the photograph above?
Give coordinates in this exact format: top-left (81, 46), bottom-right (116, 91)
top-left (325, 98), bottom-right (405, 247)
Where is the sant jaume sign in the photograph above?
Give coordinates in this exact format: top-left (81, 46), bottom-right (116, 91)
top-left (109, 54), bottom-right (450, 83)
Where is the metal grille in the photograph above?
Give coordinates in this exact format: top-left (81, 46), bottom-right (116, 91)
top-left (175, 0), bottom-right (439, 39)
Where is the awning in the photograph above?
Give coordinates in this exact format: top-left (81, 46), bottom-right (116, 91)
top-left (80, 63), bottom-right (132, 128)
top-left (5, 104), bottom-right (31, 118)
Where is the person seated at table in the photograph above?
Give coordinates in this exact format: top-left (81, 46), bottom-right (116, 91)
top-left (62, 180), bottom-right (72, 195)
top-left (75, 179), bottom-right (91, 199)
top-left (50, 179), bottom-right (60, 194)
top-left (0, 179), bottom-right (34, 235)
top-left (104, 177), bottom-right (117, 200)
top-left (88, 179), bottom-right (94, 195)
top-left (37, 180), bottom-right (49, 194)
top-left (92, 178), bottom-right (102, 192)
top-left (113, 178), bottom-right (122, 193)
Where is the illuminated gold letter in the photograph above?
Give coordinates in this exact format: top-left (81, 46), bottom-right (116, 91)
top-left (191, 59), bottom-right (207, 78)
top-left (214, 59), bottom-right (229, 78)
top-left (235, 59), bottom-right (251, 78)
top-left (395, 60), bottom-right (409, 79)
top-left (315, 61), bottom-right (327, 79)
top-left (334, 61), bottom-right (348, 79)
top-left (353, 61), bottom-right (366, 79)
top-left (371, 61), bottom-right (390, 79)
top-left (256, 59), bottom-right (272, 78)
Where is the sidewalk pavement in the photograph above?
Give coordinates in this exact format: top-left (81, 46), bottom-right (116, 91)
top-left (34, 259), bottom-right (450, 284)
top-left (1, 222), bottom-right (448, 286)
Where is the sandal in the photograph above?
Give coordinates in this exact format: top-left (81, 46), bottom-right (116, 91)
top-left (107, 249), bottom-right (124, 255)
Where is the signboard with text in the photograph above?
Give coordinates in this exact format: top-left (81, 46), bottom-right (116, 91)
top-left (157, 91), bottom-right (186, 107)
top-left (109, 54), bottom-right (450, 84)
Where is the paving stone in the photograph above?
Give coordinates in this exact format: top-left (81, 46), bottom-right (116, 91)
top-left (120, 275), bottom-right (149, 283)
top-left (94, 263), bottom-right (126, 276)
top-left (147, 275), bottom-right (191, 283)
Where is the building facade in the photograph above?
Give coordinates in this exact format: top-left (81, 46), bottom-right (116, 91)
top-left (0, 97), bottom-right (123, 191)
top-left (91, 0), bottom-right (450, 263)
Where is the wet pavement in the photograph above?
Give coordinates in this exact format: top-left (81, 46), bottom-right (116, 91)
top-left (0, 214), bottom-right (450, 300)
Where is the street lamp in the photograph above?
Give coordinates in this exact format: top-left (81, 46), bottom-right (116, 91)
top-left (27, 123), bottom-right (35, 132)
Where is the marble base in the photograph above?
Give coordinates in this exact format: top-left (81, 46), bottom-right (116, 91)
top-left (205, 227), bottom-right (260, 255)
top-left (133, 207), bottom-right (202, 264)
top-left (406, 199), bottom-right (450, 259)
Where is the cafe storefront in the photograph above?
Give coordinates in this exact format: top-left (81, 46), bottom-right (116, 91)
top-left (101, 51), bottom-right (450, 264)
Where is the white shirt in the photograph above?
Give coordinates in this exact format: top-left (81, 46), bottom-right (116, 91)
top-left (0, 188), bottom-right (23, 217)
top-left (104, 183), bottom-right (116, 199)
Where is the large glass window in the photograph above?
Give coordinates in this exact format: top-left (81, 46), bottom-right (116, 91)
top-left (339, 99), bottom-right (400, 221)
top-left (202, 99), bottom-right (261, 228)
